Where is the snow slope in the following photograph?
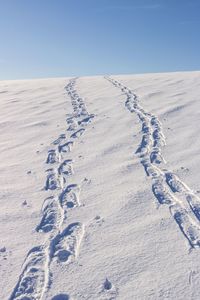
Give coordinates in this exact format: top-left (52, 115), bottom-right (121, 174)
top-left (1, 71), bottom-right (200, 300)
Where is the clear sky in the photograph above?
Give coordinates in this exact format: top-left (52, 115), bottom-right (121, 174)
top-left (0, 0), bottom-right (200, 80)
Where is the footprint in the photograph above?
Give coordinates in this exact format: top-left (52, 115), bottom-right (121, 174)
top-left (45, 170), bottom-right (62, 190)
top-left (53, 134), bottom-right (66, 145)
top-left (150, 149), bottom-right (163, 164)
top-left (10, 246), bottom-right (47, 300)
top-left (58, 141), bottom-right (74, 153)
top-left (170, 204), bottom-right (200, 248)
top-left (78, 114), bottom-right (94, 126)
top-left (58, 160), bottom-right (73, 177)
top-left (165, 172), bottom-right (185, 193)
top-left (52, 222), bottom-right (84, 263)
top-left (152, 128), bottom-right (165, 148)
top-left (152, 178), bottom-right (172, 204)
top-left (165, 172), bottom-right (200, 222)
top-left (36, 197), bottom-right (60, 233)
top-left (46, 150), bottom-right (59, 164)
top-left (70, 128), bottom-right (85, 139)
top-left (59, 184), bottom-right (80, 209)
top-left (135, 134), bottom-right (151, 156)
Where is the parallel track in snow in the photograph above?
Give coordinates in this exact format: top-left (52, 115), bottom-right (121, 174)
top-left (10, 78), bottom-right (94, 300)
top-left (105, 76), bottom-right (200, 249)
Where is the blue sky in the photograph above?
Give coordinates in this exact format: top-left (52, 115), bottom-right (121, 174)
top-left (0, 0), bottom-right (200, 79)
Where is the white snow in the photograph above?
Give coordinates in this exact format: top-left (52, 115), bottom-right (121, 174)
top-left (1, 71), bottom-right (200, 299)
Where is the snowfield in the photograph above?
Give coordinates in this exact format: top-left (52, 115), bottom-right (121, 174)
top-left (1, 71), bottom-right (200, 300)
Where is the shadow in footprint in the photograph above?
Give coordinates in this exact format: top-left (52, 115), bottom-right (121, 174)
top-left (52, 294), bottom-right (69, 300)
top-left (57, 249), bottom-right (71, 262)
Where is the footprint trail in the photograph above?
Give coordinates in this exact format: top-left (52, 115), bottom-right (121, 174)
top-left (10, 78), bottom-right (94, 299)
top-left (105, 76), bottom-right (200, 249)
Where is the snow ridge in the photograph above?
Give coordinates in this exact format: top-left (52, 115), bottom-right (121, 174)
top-left (9, 78), bottom-right (93, 300)
top-left (105, 76), bottom-right (200, 249)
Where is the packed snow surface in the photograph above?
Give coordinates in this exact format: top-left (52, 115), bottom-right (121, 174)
top-left (1, 71), bottom-right (200, 299)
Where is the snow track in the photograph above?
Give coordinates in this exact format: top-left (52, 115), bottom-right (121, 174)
top-left (106, 76), bottom-right (200, 249)
top-left (10, 78), bottom-right (94, 300)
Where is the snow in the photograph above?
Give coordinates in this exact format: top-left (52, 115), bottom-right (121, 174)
top-left (1, 71), bottom-right (200, 299)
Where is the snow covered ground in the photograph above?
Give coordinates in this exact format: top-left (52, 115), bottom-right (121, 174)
top-left (1, 71), bottom-right (200, 300)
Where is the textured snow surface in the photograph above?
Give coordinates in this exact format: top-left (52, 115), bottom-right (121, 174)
top-left (1, 72), bottom-right (200, 299)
